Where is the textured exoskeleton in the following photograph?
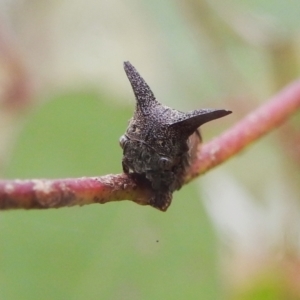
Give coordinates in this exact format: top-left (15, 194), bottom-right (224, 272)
top-left (120, 61), bottom-right (231, 211)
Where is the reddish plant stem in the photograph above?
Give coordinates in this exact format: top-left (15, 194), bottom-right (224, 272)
top-left (0, 174), bottom-right (152, 210)
top-left (185, 79), bottom-right (300, 181)
top-left (0, 80), bottom-right (300, 211)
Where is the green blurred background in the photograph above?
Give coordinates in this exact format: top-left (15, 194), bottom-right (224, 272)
top-left (0, 0), bottom-right (300, 299)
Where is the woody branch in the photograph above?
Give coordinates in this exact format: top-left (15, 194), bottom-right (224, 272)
top-left (0, 79), bottom-right (300, 211)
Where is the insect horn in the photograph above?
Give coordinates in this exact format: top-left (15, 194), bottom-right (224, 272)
top-left (124, 61), bottom-right (159, 116)
top-left (169, 109), bottom-right (232, 136)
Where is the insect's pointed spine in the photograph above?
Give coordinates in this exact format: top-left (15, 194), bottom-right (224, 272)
top-left (124, 61), bottom-right (158, 115)
top-left (169, 109), bottom-right (232, 136)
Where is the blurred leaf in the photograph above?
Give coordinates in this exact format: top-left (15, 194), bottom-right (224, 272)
top-left (5, 92), bottom-right (129, 178)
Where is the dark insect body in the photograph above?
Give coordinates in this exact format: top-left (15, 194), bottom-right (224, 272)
top-left (120, 61), bottom-right (231, 211)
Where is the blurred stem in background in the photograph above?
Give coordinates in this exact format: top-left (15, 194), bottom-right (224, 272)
top-left (0, 20), bottom-right (33, 172)
top-left (181, 0), bottom-right (300, 96)
top-left (180, 0), bottom-right (256, 98)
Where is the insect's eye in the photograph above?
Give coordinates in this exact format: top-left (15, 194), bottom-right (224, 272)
top-left (119, 135), bottom-right (128, 148)
top-left (158, 157), bottom-right (172, 169)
